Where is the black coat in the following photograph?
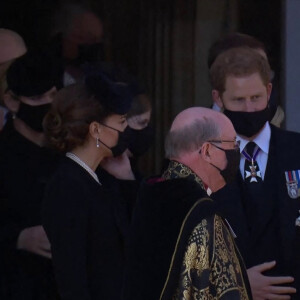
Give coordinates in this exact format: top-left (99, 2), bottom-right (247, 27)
top-left (122, 176), bottom-right (251, 300)
top-left (214, 125), bottom-right (300, 297)
top-left (42, 157), bottom-right (129, 300)
top-left (96, 167), bottom-right (139, 223)
top-left (0, 120), bottom-right (60, 300)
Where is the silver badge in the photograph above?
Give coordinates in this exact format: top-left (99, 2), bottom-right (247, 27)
top-left (286, 180), bottom-right (299, 199)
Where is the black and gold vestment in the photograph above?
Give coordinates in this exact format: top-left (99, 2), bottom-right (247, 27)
top-left (123, 160), bottom-right (252, 300)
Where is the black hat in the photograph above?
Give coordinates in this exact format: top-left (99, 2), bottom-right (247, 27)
top-left (85, 69), bottom-right (133, 115)
top-left (84, 62), bottom-right (145, 96)
top-left (6, 50), bottom-right (63, 97)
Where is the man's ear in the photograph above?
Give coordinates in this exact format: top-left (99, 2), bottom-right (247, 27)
top-left (89, 121), bottom-right (102, 139)
top-left (212, 90), bottom-right (223, 109)
top-left (266, 83), bottom-right (272, 101)
top-left (3, 91), bottom-right (20, 113)
top-left (200, 142), bottom-right (212, 162)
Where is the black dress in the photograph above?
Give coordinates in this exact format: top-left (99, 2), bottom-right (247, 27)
top-left (0, 119), bottom-right (60, 300)
top-left (42, 157), bottom-right (129, 300)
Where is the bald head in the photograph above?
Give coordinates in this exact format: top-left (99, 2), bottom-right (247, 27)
top-left (171, 107), bottom-right (230, 132)
top-left (0, 29), bottom-right (27, 64)
top-left (166, 107), bottom-right (234, 159)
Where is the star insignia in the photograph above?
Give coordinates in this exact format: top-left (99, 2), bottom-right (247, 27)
top-left (245, 164), bottom-right (262, 182)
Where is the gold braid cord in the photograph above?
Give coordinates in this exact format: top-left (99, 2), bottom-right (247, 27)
top-left (162, 160), bottom-right (205, 190)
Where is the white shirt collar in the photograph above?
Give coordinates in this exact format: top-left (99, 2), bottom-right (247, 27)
top-left (237, 122), bottom-right (271, 154)
top-left (206, 187), bottom-right (212, 196)
top-left (212, 102), bottom-right (222, 112)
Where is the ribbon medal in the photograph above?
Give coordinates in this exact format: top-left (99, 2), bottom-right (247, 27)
top-left (285, 170), bottom-right (300, 199)
top-left (242, 145), bottom-right (262, 183)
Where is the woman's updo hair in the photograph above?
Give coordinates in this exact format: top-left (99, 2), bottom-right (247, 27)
top-left (43, 70), bottom-right (133, 153)
top-left (43, 83), bottom-right (111, 153)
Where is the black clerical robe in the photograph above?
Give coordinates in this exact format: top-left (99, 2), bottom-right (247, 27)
top-left (123, 161), bottom-right (252, 300)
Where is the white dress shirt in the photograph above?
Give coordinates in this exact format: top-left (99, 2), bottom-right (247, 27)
top-left (238, 122), bottom-right (271, 180)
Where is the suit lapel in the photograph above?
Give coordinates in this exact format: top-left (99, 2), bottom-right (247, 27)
top-left (249, 133), bottom-right (278, 244)
top-left (255, 126), bottom-right (298, 264)
top-left (216, 172), bottom-right (253, 262)
top-left (271, 127), bottom-right (299, 264)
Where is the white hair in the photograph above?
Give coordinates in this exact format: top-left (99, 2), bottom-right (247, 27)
top-left (165, 117), bottom-right (221, 159)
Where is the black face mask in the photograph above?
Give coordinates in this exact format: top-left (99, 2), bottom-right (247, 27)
top-left (223, 105), bottom-right (271, 138)
top-left (99, 125), bottom-right (131, 157)
top-left (128, 125), bottom-right (154, 157)
top-left (210, 144), bottom-right (240, 184)
top-left (17, 102), bottom-right (51, 132)
top-left (77, 43), bottom-right (105, 64)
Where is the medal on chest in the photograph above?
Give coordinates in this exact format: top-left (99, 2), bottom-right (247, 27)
top-left (242, 145), bottom-right (262, 183)
top-left (245, 159), bottom-right (262, 182)
top-left (285, 170), bottom-right (300, 199)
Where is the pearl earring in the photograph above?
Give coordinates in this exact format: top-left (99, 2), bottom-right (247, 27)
top-left (96, 138), bottom-right (100, 148)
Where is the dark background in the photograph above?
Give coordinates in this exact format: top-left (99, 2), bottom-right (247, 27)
top-left (0, 0), bottom-right (282, 77)
top-left (0, 0), bottom-right (283, 174)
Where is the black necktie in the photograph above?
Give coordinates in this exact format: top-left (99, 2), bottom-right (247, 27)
top-left (243, 142), bottom-right (262, 184)
top-left (242, 142), bottom-right (263, 234)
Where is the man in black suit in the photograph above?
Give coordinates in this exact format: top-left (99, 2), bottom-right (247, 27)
top-left (210, 47), bottom-right (299, 300)
top-left (208, 32), bottom-right (284, 128)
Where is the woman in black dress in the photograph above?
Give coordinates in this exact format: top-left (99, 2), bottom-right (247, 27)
top-left (42, 75), bottom-right (134, 300)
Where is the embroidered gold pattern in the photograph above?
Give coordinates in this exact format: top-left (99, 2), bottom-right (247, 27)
top-left (162, 160), bottom-right (205, 190)
top-left (173, 215), bottom-right (249, 300)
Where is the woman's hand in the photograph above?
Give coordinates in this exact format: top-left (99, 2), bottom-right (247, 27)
top-left (17, 225), bottom-right (52, 259)
top-left (100, 150), bottom-right (135, 180)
